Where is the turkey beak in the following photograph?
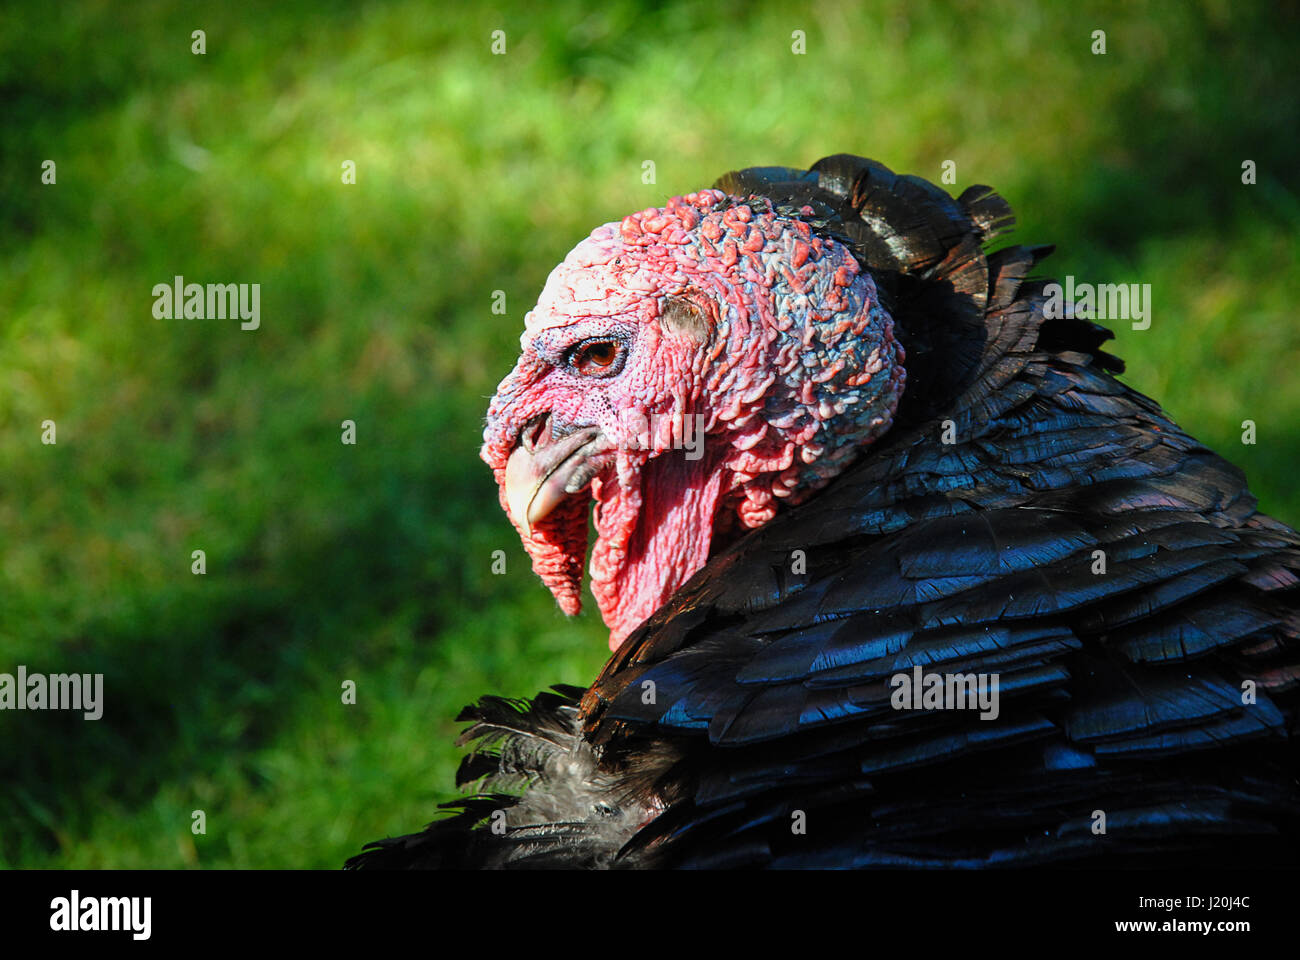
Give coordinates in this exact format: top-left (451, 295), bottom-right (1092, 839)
top-left (504, 416), bottom-right (605, 539)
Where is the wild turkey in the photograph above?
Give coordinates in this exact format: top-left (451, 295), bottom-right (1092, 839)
top-left (348, 155), bottom-right (1300, 869)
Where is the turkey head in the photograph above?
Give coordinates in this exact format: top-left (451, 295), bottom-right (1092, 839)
top-left (481, 189), bottom-right (906, 649)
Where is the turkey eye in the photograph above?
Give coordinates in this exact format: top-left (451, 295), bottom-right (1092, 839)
top-left (571, 340), bottom-right (621, 376)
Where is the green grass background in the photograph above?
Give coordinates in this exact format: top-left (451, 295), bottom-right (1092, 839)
top-left (1, 0), bottom-right (1297, 867)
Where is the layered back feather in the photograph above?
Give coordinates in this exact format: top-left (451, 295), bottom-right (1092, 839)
top-left (348, 156), bottom-right (1300, 870)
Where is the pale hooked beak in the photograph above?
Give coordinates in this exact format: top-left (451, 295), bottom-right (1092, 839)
top-left (504, 417), bottom-right (607, 538)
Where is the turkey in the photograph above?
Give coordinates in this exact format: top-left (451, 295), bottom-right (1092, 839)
top-left (348, 154), bottom-right (1300, 869)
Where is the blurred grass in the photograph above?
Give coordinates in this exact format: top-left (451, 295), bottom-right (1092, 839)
top-left (0, 0), bottom-right (1297, 867)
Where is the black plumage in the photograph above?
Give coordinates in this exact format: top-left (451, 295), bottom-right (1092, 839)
top-left (348, 156), bottom-right (1300, 869)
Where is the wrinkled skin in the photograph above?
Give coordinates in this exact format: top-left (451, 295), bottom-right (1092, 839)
top-left (481, 190), bottom-right (906, 649)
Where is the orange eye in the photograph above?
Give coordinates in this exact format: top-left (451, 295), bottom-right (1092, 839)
top-left (573, 340), bottom-right (620, 375)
